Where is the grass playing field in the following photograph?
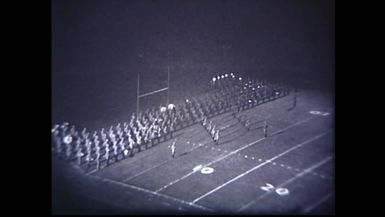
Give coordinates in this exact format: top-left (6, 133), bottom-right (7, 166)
top-left (52, 88), bottom-right (334, 214)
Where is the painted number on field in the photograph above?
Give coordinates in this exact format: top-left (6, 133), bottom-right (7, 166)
top-left (260, 183), bottom-right (290, 196)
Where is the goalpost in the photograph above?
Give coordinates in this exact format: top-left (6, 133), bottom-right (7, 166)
top-left (136, 66), bottom-right (170, 118)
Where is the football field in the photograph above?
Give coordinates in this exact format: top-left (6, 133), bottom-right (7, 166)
top-left (59, 89), bottom-right (335, 214)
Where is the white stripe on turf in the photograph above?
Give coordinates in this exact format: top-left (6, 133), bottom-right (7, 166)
top-left (88, 174), bottom-right (214, 212)
top-left (155, 115), bottom-right (320, 193)
top-left (192, 131), bottom-right (333, 204)
top-left (303, 192), bottom-right (334, 213)
top-left (238, 155), bottom-right (333, 212)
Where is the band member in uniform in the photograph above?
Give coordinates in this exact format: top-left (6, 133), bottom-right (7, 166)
top-left (85, 149), bottom-right (92, 166)
top-left (74, 139), bottom-right (82, 163)
top-left (170, 140), bottom-right (176, 158)
top-left (95, 141), bottom-right (101, 169)
top-left (112, 138), bottom-right (118, 159)
top-left (207, 120), bottom-right (212, 132)
top-left (63, 134), bottom-right (73, 159)
top-left (211, 125), bottom-right (216, 138)
top-left (163, 125), bottom-right (168, 139)
top-left (60, 122), bottom-right (69, 138)
top-left (51, 126), bottom-right (61, 153)
top-left (128, 134), bottom-right (134, 157)
top-left (76, 144), bottom-right (84, 166)
top-left (116, 123), bottom-right (121, 133)
top-left (264, 120), bottom-right (268, 138)
top-left (69, 125), bottom-right (76, 137)
top-left (119, 138), bottom-right (125, 157)
top-left (214, 130), bottom-right (219, 145)
top-left (103, 143), bottom-right (109, 165)
top-left (157, 126), bottom-right (162, 141)
top-left (144, 130), bottom-right (150, 149)
top-left (245, 119), bottom-right (250, 130)
top-left (135, 128), bottom-right (142, 152)
top-left (202, 116), bottom-right (207, 127)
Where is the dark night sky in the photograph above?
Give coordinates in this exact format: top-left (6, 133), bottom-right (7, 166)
top-left (52, 0), bottom-right (334, 129)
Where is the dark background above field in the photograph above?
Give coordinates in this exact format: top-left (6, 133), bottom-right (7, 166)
top-left (52, 0), bottom-right (334, 130)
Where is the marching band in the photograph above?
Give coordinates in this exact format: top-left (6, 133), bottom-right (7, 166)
top-left (51, 73), bottom-right (290, 172)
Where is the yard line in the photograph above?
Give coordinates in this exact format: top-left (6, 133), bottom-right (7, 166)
top-left (121, 158), bottom-right (171, 182)
top-left (303, 192), bottom-right (334, 213)
top-left (192, 131), bottom-right (332, 204)
top-left (219, 124), bottom-right (232, 130)
top-left (121, 141), bottom-right (207, 182)
top-left (155, 136), bottom-right (264, 193)
top-left (155, 115), bottom-right (319, 193)
top-left (87, 174), bottom-right (214, 212)
top-left (271, 115), bottom-right (318, 135)
top-left (113, 126), bottom-right (207, 170)
top-left (238, 155), bottom-right (333, 212)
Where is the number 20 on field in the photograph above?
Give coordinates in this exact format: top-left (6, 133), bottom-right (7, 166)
top-left (260, 183), bottom-right (290, 196)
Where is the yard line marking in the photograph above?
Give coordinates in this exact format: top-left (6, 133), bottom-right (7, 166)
top-left (154, 115), bottom-right (321, 193)
top-left (303, 192), bottom-right (334, 213)
top-left (121, 158), bottom-right (171, 182)
top-left (121, 141), bottom-right (207, 183)
top-left (192, 131), bottom-right (332, 204)
top-left (271, 115), bottom-right (318, 135)
top-left (86, 168), bottom-right (98, 175)
top-left (88, 174), bottom-right (214, 212)
top-left (238, 155), bottom-right (333, 212)
top-left (111, 126), bottom-right (210, 171)
top-left (220, 124), bottom-right (232, 130)
top-left (268, 162), bottom-right (330, 180)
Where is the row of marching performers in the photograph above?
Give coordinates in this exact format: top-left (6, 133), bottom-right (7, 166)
top-left (51, 100), bottom-right (216, 172)
top-left (51, 75), bottom-right (291, 171)
top-left (51, 107), bottom-right (181, 171)
top-left (202, 73), bottom-right (291, 116)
